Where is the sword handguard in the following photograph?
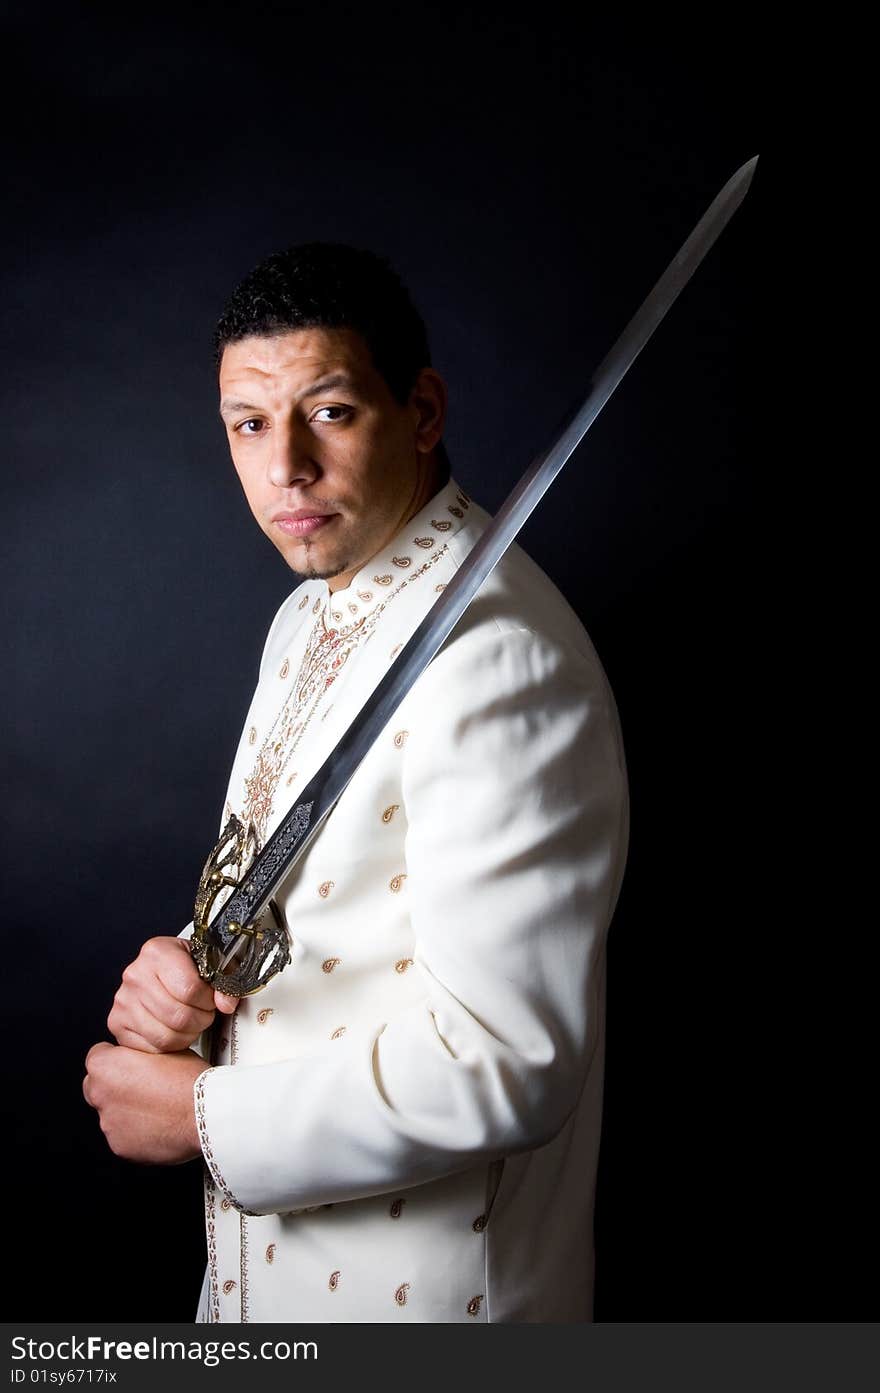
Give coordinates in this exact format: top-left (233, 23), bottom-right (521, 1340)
top-left (189, 815), bottom-right (292, 997)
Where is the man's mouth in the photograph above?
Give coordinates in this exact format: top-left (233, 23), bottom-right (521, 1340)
top-left (273, 511), bottom-right (337, 538)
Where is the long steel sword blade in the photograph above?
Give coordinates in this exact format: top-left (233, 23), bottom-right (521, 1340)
top-left (200, 155), bottom-right (759, 984)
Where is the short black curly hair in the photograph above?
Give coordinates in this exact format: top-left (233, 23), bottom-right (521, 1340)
top-left (213, 241), bottom-right (450, 478)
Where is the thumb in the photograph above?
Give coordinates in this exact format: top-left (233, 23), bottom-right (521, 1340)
top-left (214, 990), bottom-right (240, 1014)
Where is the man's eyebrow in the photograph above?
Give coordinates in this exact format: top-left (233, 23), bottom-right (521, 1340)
top-left (218, 374), bottom-right (358, 418)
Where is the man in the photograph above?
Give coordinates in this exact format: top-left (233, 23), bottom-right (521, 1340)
top-left (83, 242), bottom-right (630, 1323)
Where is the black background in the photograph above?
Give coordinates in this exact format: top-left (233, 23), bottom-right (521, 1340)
top-left (2, 6), bottom-right (832, 1322)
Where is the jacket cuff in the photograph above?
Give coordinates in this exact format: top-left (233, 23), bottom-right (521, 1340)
top-left (193, 1067), bottom-right (260, 1216)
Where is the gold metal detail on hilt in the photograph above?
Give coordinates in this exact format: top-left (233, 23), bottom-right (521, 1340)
top-left (189, 814), bottom-right (292, 998)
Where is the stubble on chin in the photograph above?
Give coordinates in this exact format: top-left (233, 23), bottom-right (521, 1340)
top-left (292, 536), bottom-right (352, 584)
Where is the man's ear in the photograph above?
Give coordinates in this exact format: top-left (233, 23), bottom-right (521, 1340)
top-left (409, 367), bottom-right (447, 454)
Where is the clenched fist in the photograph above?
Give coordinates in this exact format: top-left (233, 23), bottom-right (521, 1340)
top-left (108, 935), bottom-right (238, 1054)
top-left (83, 1042), bottom-right (206, 1165)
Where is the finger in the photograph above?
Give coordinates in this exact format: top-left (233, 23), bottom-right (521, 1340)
top-left (113, 974), bottom-right (215, 1041)
top-left (147, 940), bottom-right (217, 1013)
top-left (142, 936), bottom-right (217, 1014)
top-left (111, 992), bottom-right (206, 1054)
top-left (110, 1027), bottom-right (162, 1055)
top-left (213, 991), bottom-right (240, 1014)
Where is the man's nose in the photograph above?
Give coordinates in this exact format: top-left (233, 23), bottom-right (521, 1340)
top-left (266, 420), bottom-right (320, 489)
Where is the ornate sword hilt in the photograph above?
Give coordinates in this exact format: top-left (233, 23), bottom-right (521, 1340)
top-left (189, 814), bottom-right (292, 997)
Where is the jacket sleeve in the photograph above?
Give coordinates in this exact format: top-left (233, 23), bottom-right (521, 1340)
top-left (191, 622), bottom-right (629, 1216)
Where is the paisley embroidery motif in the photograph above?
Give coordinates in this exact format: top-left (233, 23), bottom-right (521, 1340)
top-left (431, 519), bottom-right (452, 531)
top-left (312, 598), bottom-right (322, 615)
top-left (220, 1197), bottom-right (233, 1212)
top-left (466, 1294), bottom-right (484, 1316)
top-left (389, 873), bottom-right (408, 893)
top-left (348, 602), bottom-right (358, 615)
top-left (322, 957), bottom-right (341, 973)
top-left (247, 726), bottom-right (257, 746)
top-left (389, 644), bottom-right (402, 660)
top-left (374, 574), bottom-right (393, 585)
top-left (298, 594), bottom-right (310, 610)
top-left (318, 880), bottom-right (335, 899)
top-left (448, 505), bottom-right (464, 518)
top-left (435, 583), bottom-right (446, 592)
top-left (357, 589), bottom-right (374, 602)
top-left (328, 1270), bottom-right (340, 1291)
top-left (394, 1283), bottom-right (411, 1307)
top-left (389, 1197), bottom-right (406, 1218)
top-left (256, 1008), bottom-right (274, 1025)
top-left (472, 1214), bottom-right (487, 1232)
top-left (265, 1244), bottom-right (276, 1264)
top-left (279, 658), bottom-right (289, 680)
top-left (381, 804), bottom-right (400, 823)
top-left (394, 958), bottom-right (413, 973)
top-left (222, 1279), bottom-right (237, 1295)
top-left (393, 730), bottom-right (409, 748)
top-left (414, 535), bottom-right (435, 548)
top-left (392, 555), bottom-right (411, 568)
top-left (330, 1026), bottom-right (346, 1039)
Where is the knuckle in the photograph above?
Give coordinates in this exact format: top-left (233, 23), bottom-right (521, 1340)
top-left (156, 1024), bottom-right (180, 1052)
top-left (167, 1001), bottom-right (194, 1035)
top-left (177, 971), bottom-right (209, 1007)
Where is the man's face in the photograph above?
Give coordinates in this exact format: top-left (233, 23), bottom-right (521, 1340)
top-left (218, 327), bottom-right (442, 591)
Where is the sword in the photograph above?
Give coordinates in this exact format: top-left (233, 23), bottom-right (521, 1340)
top-left (190, 154), bottom-right (759, 1001)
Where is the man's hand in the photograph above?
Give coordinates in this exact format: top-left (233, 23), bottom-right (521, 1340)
top-left (108, 935), bottom-right (238, 1053)
top-left (82, 1043), bottom-right (207, 1165)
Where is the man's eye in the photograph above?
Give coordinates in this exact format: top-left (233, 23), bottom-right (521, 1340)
top-left (235, 419), bottom-right (264, 435)
top-left (312, 406), bottom-right (351, 423)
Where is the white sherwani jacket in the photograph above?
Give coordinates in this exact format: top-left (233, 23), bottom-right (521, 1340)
top-left (178, 475), bottom-right (629, 1323)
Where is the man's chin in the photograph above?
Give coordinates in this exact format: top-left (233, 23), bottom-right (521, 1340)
top-left (282, 548), bottom-right (353, 584)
